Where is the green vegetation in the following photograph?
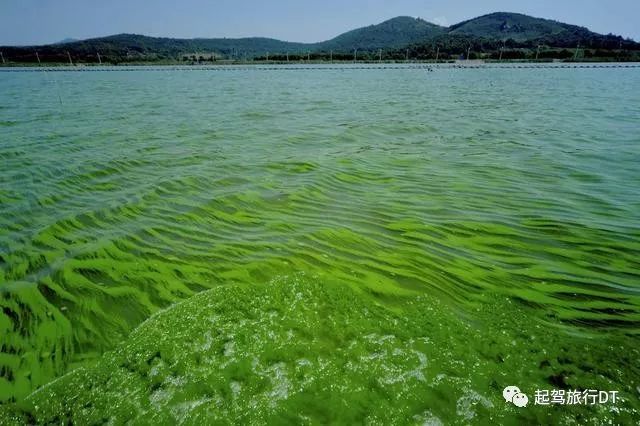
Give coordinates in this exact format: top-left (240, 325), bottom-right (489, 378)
top-left (2, 276), bottom-right (638, 424)
top-left (450, 12), bottom-right (571, 42)
top-left (0, 13), bottom-right (637, 65)
top-left (2, 53), bottom-right (640, 423)
top-left (317, 16), bottom-right (444, 51)
top-left (448, 12), bottom-right (637, 51)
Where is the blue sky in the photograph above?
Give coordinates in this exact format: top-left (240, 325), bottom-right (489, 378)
top-left (1, 0), bottom-right (639, 46)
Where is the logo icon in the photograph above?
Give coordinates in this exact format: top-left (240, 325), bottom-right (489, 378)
top-left (504, 386), bottom-right (529, 407)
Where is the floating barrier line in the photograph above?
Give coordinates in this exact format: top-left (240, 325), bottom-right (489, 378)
top-left (1, 63), bottom-right (639, 72)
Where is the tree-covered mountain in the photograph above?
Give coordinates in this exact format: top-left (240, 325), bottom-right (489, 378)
top-left (0, 16), bottom-right (444, 63)
top-left (450, 12), bottom-right (573, 42)
top-left (0, 13), bottom-right (637, 64)
top-left (0, 33), bottom-right (310, 63)
top-left (448, 12), bottom-right (631, 49)
top-left (316, 16), bottom-right (445, 52)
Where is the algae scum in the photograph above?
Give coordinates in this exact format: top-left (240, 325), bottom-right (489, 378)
top-left (1, 65), bottom-right (640, 424)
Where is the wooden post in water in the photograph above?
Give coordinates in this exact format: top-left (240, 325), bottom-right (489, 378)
top-left (467, 46), bottom-right (471, 60)
top-left (618, 40), bottom-right (623, 61)
top-left (536, 45), bottom-right (541, 60)
top-left (435, 47), bottom-right (440, 62)
top-left (405, 49), bottom-right (409, 62)
top-left (499, 46), bottom-right (503, 61)
top-left (286, 52), bottom-right (289, 62)
top-left (307, 51), bottom-right (310, 62)
top-left (330, 50), bottom-right (333, 63)
top-left (379, 49), bottom-right (382, 63)
top-left (354, 49), bottom-right (357, 63)
top-left (37, 50), bottom-right (63, 105)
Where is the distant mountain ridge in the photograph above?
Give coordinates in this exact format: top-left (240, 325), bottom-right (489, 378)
top-left (54, 38), bottom-right (79, 45)
top-left (316, 16), bottom-right (445, 51)
top-left (448, 12), bottom-right (625, 48)
top-left (1, 12), bottom-right (637, 63)
top-left (450, 12), bottom-right (574, 42)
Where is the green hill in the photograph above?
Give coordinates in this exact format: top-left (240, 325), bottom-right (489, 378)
top-left (0, 33), bottom-right (310, 63)
top-left (0, 16), bottom-right (442, 63)
top-left (449, 12), bottom-right (571, 42)
top-left (447, 12), bottom-right (631, 49)
top-left (0, 13), bottom-right (637, 64)
top-left (316, 16), bottom-right (445, 52)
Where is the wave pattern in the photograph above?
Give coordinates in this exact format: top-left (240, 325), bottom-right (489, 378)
top-left (1, 67), bottom-right (640, 402)
top-left (5, 275), bottom-right (640, 424)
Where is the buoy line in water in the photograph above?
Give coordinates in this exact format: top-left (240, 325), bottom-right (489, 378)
top-left (1, 63), bottom-right (639, 72)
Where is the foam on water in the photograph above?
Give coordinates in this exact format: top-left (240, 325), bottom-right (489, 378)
top-left (1, 274), bottom-right (638, 424)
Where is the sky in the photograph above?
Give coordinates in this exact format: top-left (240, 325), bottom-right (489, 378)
top-left (1, 0), bottom-right (639, 46)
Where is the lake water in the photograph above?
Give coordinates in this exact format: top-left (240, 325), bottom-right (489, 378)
top-left (1, 65), bottom-right (639, 423)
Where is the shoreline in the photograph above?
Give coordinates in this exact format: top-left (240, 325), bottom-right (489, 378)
top-left (2, 58), bottom-right (640, 68)
top-left (2, 61), bottom-right (640, 71)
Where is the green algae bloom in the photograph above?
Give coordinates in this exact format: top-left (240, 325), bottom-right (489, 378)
top-left (2, 275), bottom-right (639, 424)
top-left (1, 65), bottom-right (640, 423)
